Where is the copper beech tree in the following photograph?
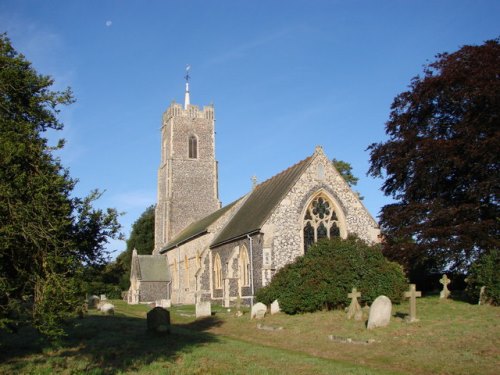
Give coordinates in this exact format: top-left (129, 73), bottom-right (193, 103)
top-left (368, 39), bottom-right (499, 273)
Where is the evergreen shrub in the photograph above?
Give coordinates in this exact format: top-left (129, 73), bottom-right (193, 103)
top-left (465, 250), bottom-right (499, 305)
top-left (255, 236), bottom-right (407, 314)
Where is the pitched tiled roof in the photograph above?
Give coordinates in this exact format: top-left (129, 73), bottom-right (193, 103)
top-left (160, 199), bottom-right (241, 253)
top-left (136, 255), bottom-right (170, 281)
top-left (210, 155), bottom-right (314, 248)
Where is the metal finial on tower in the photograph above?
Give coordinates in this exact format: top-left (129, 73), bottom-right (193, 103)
top-left (184, 65), bottom-right (191, 109)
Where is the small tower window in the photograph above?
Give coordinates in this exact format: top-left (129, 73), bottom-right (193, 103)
top-left (188, 135), bottom-right (198, 159)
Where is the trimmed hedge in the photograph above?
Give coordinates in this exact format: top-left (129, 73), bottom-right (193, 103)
top-left (256, 236), bottom-right (407, 314)
top-left (465, 250), bottom-right (499, 305)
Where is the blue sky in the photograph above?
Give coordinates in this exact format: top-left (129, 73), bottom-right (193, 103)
top-left (1, 0), bottom-right (498, 258)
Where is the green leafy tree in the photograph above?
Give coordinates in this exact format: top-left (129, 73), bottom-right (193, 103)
top-left (115, 205), bottom-right (155, 290)
top-left (368, 39), bottom-right (500, 273)
top-left (332, 158), bottom-right (359, 187)
top-left (0, 34), bottom-right (122, 337)
top-left (332, 159), bottom-right (363, 199)
top-left (256, 237), bottom-right (407, 314)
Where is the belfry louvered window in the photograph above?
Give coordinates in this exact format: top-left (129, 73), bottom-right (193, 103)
top-left (188, 135), bottom-right (198, 159)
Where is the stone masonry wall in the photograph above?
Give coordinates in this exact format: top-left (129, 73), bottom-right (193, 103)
top-left (264, 149), bottom-right (380, 273)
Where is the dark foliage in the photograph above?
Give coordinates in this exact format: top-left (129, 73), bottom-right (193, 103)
top-left (256, 237), bottom-right (407, 314)
top-left (465, 250), bottom-right (499, 305)
top-left (0, 34), bottom-right (122, 337)
top-left (368, 39), bottom-right (500, 273)
top-left (115, 205), bottom-right (155, 290)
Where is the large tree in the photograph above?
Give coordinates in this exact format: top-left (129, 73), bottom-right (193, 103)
top-left (115, 205), bottom-right (155, 290)
top-left (368, 39), bottom-right (499, 273)
top-left (0, 34), bottom-right (121, 336)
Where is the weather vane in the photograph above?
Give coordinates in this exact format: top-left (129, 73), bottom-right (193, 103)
top-left (185, 65), bottom-right (191, 83)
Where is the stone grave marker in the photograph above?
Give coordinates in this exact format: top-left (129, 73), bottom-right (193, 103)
top-left (87, 295), bottom-right (100, 309)
top-left (479, 286), bottom-right (487, 305)
top-left (147, 307), bottom-right (170, 333)
top-left (439, 274), bottom-right (451, 299)
top-left (100, 302), bottom-right (115, 315)
top-left (270, 300), bottom-right (281, 315)
top-left (367, 296), bottom-right (392, 329)
top-left (100, 294), bottom-right (107, 301)
top-left (346, 288), bottom-right (363, 321)
top-left (404, 284), bottom-right (422, 322)
top-left (156, 299), bottom-right (171, 308)
top-left (196, 301), bottom-right (212, 318)
top-left (251, 302), bottom-right (267, 319)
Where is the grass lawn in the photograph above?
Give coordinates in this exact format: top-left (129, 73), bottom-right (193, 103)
top-left (0, 297), bottom-right (498, 374)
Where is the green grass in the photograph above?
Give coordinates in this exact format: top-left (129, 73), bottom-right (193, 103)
top-left (0, 297), bottom-right (498, 374)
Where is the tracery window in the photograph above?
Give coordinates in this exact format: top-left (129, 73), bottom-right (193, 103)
top-left (188, 135), bottom-right (198, 159)
top-left (239, 245), bottom-right (250, 287)
top-left (303, 193), bottom-right (341, 252)
top-left (214, 254), bottom-right (222, 289)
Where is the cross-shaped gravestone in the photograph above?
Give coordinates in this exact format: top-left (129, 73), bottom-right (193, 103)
top-left (404, 284), bottom-right (422, 323)
top-left (346, 288), bottom-right (363, 321)
top-left (439, 274), bottom-right (451, 299)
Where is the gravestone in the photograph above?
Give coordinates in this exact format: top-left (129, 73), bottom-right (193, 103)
top-left (346, 288), bottom-right (363, 321)
top-left (367, 296), bottom-right (392, 329)
top-left (147, 307), bottom-right (170, 333)
top-left (100, 294), bottom-right (107, 301)
top-left (156, 299), bottom-right (171, 308)
top-left (478, 286), bottom-right (487, 305)
top-left (439, 274), bottom-right (451, 299)
top-left (404, 284), bottom-right (422, 322)
top-left (87, 295), bottom-right (100, 309)
top-left (196, 301), bottom-right (211, 318)
top-left (100, 302), bottom-right (115, 315)
top-left (270, 300), bottom-right (281, 315)
top-left (251, 302), bottom-right (267, 319)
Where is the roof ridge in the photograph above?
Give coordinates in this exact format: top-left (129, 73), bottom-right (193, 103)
top-left (255, 154), bottom-right (314, 190)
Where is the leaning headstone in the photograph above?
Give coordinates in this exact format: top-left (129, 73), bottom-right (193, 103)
top-left (100, 294), bottom-right (107, 301)
top-left (270, 300), bottom-right (281, 315)
top-left (97, 300), bottom-right (107, 311)
top-left (87, 295), bottom-right (100, 309)
top-left (196, 301), bottom-right (212, 318)
top-left (251, 302), bottom-right (267, 319)
top-left (346, 288), bottom-right (363, 321)
top-left (100, 302), bottom-right (115, 315)
top-left (367, 296), bottom-right (392, 329)
top-left (439, 274), bottom-right (451, 299)
top-left (404, 284), bottom-right (422, 323)
top-left (478, 286), bottom-right (487, 305)
top-left (147, 307), bottom-right (170, 334)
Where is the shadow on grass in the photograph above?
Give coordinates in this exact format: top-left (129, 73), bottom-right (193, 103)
top-left (0, 313), bottom-right (224, 374)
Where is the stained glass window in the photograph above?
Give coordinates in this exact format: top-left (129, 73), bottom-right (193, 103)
top-left (303, 193), bottom-right (341, 252)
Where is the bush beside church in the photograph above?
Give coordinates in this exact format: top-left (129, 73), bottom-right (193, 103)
top-left (256, 236), bottom-right (407, 314)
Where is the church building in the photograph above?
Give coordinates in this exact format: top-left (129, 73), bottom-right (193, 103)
top-left (128, 71), bottom-right (380, 305)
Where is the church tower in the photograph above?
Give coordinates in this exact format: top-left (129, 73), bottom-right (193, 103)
top-left (154, 67), bottom-right (221, 253)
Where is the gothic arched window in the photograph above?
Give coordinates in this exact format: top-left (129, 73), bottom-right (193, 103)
top-left (188, 135), bottom-right (198, 159)
top-left (214, 254), bottom-right (222, 289)
top-left (303, 193), bottom-right (341, 253)
top-left (239, 245), bottom-right (250, 287)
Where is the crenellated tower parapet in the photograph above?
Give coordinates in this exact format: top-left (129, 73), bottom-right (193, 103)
top-left (154, 73), bottom-right (220, 254)
top-left (163, 102), bottom-right (215, 122)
